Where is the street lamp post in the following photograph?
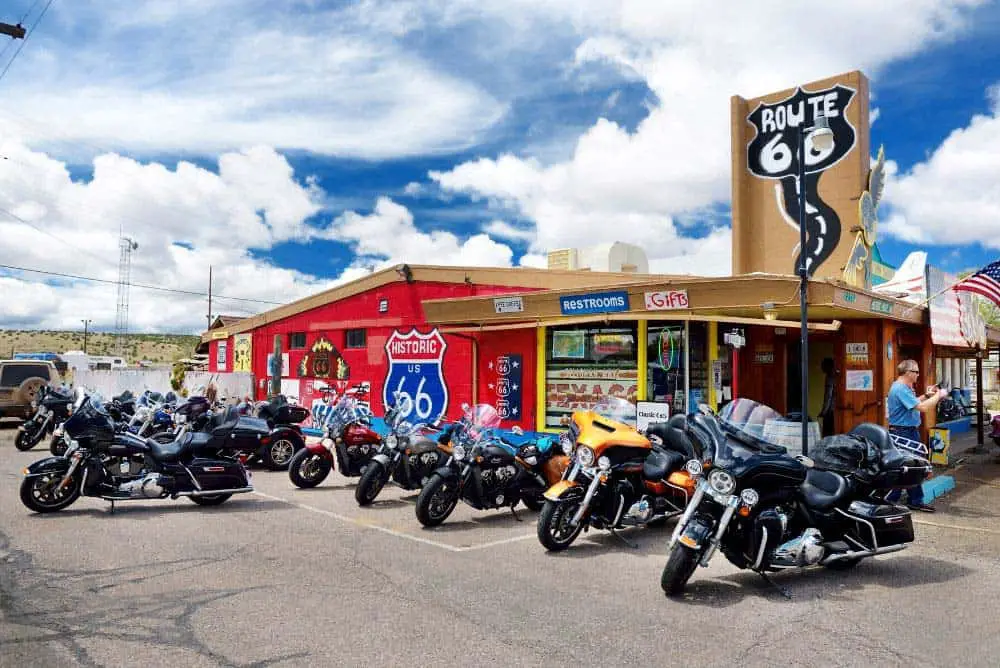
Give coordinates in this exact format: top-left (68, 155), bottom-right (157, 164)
top-left (81, 319), bottom-right (92, 355)
top-left (797, 113), bottom-right (833, 456)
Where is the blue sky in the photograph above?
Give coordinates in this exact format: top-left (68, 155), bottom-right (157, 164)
top-left (1, 1), bottom-right (999, 332)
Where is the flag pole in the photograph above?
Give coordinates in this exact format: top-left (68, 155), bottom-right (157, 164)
top-left (902, 274), bottom-right (972, 314)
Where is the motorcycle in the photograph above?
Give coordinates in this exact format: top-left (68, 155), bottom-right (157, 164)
top-left (354, 393), bottom-right (447, 506)
top-left (414, 403), bottom-right (568, 527)
top-left (15, 385), bottom-right (75, 451)
top-left (287, 395), bottom-right (381, 488)
top-left (660, 398), bottom-right (931, 596)
top-left (19, 389), bottom-right (255, 514)
top-left (251, 395), bottom-right (309, 470)
top-left (537, 396), bottom-right (695, 551)
top-left (122, 390), bottom-right (178, 439)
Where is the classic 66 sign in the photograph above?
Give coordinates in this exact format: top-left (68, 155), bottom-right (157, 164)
top-left (383, 328), bottom-right (449, 423)
top-left (746, 84), bottom-right (857, 276)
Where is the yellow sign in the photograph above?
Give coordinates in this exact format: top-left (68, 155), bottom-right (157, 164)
top-left (929, 427), bottom-right (950, 466)
top-left (233, 334), bottom-right (253, 373)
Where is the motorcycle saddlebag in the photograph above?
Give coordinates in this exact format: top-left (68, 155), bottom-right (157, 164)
top-left (275, 404), bottom-right (310, 425)
top-left (188, 457), bottom-right (250, 491)
top-left (219, 416), bottom-right (270, 451)
top-left (841, 500), bottom-right (915, 548)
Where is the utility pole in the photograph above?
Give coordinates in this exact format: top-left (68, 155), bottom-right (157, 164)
top-left (81, 319), bottom-right (92, 354)
top-left (0, 22), bottom-right (26, 39)
top-left (207, 265), bottom-right (213, 330)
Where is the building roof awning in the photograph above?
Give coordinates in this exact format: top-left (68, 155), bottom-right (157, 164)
top-left (439, 313), bottom-right (842, 333)
top-left (423, 274), bottom-right (924, 329)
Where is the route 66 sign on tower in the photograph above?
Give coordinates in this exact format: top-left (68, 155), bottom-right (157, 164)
top-left (731, 71), bottom-right (871, 284)
top-left (383, 328), bottom-right (449, 423)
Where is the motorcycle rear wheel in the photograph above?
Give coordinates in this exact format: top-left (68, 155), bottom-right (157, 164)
top-left (20, 472), bottom-right (81, 513)
top-left (263, 437), bottom-right (298, 470)
top-left (355, 461), bottom-right (391, 506)
top-left (415, 473), bottom-right (459, 527)
top-left (288, 448), bottom-right (332, 488)
top-left (537, 499), bottom-right (584, 551)
top-left (661, 544), bottom-right (700, 596)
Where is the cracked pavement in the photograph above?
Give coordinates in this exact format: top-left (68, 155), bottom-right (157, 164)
top-left (3, 423), bottom-right (1000, 667)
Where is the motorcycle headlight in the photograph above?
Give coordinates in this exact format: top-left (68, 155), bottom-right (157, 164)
top-left (684, 459), bottom-right (703, 477)
top-left (576, 446), bottom-right (595, 468)
top-left (597, 456), bottom-right (611, 471)
top-left (740, 488), bottom-right (760, 507)
top-left (560, 434), bottom-right (573, 455)
top-left (452, 445), bottom-right (466, 462)
top-left (386, 434), bottom-right (398, 448)
top-left (708, 469), bottom-right (736, 495)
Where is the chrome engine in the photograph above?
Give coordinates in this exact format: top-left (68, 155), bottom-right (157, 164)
top-left (117, 473), bottom-right (167, 499)
top-left (771, 528), bottom-right (825, 568)
top-left (481, 465), bottom-right (517, 490)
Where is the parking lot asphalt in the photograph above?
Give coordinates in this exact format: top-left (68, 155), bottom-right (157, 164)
top-left (3, 422), bottom-right (1000, 667)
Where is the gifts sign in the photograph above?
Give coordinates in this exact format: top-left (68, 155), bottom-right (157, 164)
top-left (747, 84), bottom-right (857, 276)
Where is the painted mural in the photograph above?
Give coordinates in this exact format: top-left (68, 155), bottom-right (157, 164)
top-left (746, 84), bottom-right (858, 276)
top-left (232, 334), bottom-right (252, 373)
top-left (297, 335), bottom-right (350, 380)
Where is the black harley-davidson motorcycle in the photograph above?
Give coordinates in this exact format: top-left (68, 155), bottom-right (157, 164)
top-left (354, 393), bottom-right (446, 506)
top-left (660, 399), bottom-right (931, 596)
top-left (15, 385), bottom-right (75, 451)
top-left (19, 390), bottom-right (255, 514)
top-left (414, 403), bottom-right (567, 527)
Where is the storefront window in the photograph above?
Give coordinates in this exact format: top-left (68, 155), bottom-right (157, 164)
top-left (647, 324), bottom-right (687, 414)
top-left (545, 324), bottom-right (638, 428)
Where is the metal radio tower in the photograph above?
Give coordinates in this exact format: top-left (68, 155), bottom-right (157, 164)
top-left (115, 235), bottom-right (139, 358)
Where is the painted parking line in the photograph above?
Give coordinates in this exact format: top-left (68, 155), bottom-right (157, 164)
top-left (914, 519), bottom-right (1000, 535)
top-left (252, 490), bottom-right (536, 553)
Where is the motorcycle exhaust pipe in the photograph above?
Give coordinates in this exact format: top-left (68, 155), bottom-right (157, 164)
top-left (173, 487), bottom-right (254, 498)
top-left (820, 544), bottom-right (907, 565)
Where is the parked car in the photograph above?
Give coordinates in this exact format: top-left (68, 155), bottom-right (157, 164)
top-left (0, 360), bottom-right (61, 420)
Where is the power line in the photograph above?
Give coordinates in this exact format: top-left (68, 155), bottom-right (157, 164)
top-left (19, 0), bottom-right (44, 24)
top-left (0, 0), bottom-right (54, 87)
top-left (0, 205), bottom-right (115, 269)
top-left (0, 262), bottom-right (284, 305)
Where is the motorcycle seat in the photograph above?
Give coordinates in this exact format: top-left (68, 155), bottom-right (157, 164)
top-left (643, 448), bottom-right (684, 481)
top-left (210, 406), bottom-right (241, 437)
top-left (646, 415), bottom-right (696, 460)
top-left (799, 469), bottom-right (849, 511)
top-left (146, 432), bottom-right (212, 462)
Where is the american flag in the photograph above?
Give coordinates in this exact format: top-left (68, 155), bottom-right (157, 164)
top-left (954, 260), bottom-right (1000, 308)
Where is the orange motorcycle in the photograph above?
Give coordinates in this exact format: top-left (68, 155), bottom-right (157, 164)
top-left (537, 397), bottom-right (696, 551)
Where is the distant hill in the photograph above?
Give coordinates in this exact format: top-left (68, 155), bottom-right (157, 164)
top-left (0, 329), bottom-right (200, 365)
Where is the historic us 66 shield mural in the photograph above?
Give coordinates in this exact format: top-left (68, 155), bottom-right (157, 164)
top-left (383, 328), bottom-right (449, 423)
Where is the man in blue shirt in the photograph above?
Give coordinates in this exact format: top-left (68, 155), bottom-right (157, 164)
top-left (886, 359), bottom-right (947, 512)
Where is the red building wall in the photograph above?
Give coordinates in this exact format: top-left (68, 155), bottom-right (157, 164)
top-left (227, 280), bottom-right (539, 427)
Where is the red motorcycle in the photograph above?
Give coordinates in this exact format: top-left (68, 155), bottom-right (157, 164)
top-left (287, 391), bottom-right (381, 488)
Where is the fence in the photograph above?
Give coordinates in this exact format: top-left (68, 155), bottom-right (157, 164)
top-left (71, 369), bottom-right (254, 401)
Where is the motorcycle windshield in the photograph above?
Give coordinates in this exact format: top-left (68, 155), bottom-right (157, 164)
top-left (591, 396), bottom-right (637, 425)
top-left (716, 399), bottom-right (789, 451)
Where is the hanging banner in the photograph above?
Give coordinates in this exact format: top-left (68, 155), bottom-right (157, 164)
top-left (216, 340), bottom-right (228, 371)
top-left (487, 353), bottom-right (523, 422)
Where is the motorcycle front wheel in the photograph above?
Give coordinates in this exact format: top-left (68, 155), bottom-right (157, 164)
top-left (20, 472), bottom-right (81, 513)
top-left (415, 473), bottom-right (460, 527)
top-left (288, 448), bottom-right (332, 488)
top-left (661, 544), bottom-right (700, 596)
top-left (15, 429), bottom-right (37, 451)
top-left (355, 461), bottom-right (391, 506)
top-left (537, 499), bottom-right (584, 551)
top-left (49, 435), bottom-right (68, 456)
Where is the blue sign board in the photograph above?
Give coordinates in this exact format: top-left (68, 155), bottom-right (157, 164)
top-left (559, 290), bottom-right (630, 316)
